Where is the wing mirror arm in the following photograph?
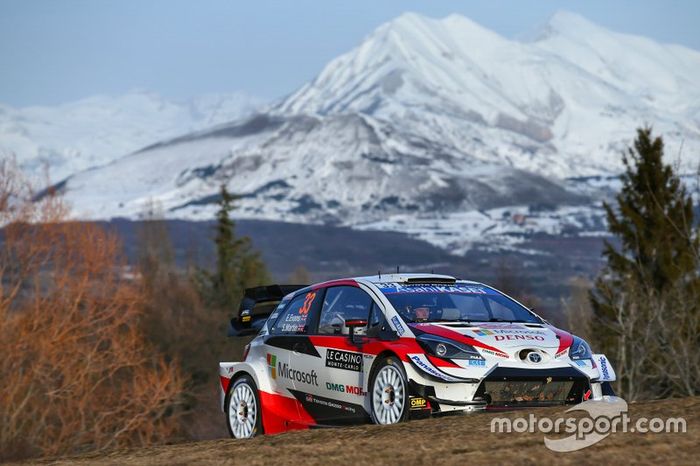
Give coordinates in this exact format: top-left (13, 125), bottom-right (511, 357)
top-left (345, 319), bottom-right (368, 345)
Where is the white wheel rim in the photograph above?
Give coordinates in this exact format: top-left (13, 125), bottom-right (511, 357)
top-left (372, 365), bottom-right (405, 424)
top-left (228, 382), bottom-right (257, 438)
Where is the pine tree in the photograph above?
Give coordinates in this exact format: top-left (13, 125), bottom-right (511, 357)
top-left (591, 127), bottom-right (700, 399)
top-left (199, 185), bottom-right (270, 309)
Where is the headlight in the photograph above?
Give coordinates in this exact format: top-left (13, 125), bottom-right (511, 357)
top-left (568, 336), bottom-right (592, 360)
top-left (417, 335), bottom-right (484, 360)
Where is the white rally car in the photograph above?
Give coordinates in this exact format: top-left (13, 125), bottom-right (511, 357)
top-left (219, 274), bottom-right (616, 438)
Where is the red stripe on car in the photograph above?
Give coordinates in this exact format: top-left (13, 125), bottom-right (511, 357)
top-left (549, 326), bottom-right (574, 354)
top-left (310, 279), bottom-right (358, 290)
top-left (308, 335), bottom-right (423, 361)
top-left (259, 391), bottom-right (315, 434)
top-left (426, 354), bottom-right (462, 368)
top-left (220, 375), bottom-right (231, 393)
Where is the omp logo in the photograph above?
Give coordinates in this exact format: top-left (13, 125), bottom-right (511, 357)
top-left (410, 397), bottom-right (428, 409)
top-left (267, 353), bottom-right (277, 379)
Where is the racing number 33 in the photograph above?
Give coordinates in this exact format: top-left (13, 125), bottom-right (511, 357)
top-left (299, 292), bottom-right (316, 315)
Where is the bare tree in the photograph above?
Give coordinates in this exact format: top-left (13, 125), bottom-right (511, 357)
top-left (0, 161), bottom-right (184, 460)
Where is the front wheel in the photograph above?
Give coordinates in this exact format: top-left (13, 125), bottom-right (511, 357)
top-left (369, 356), bottom-right (409, 425)
top-left (225, 375), bottom-right (262, 439)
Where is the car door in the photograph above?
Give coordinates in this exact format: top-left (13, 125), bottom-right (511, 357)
top-left (264, 290), bottom-right (322, 424)
top-left (305, 285), bottom-right (378, 425)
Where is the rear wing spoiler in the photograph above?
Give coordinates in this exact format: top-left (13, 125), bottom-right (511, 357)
top-left (228, 284), bottom-right (307, 337)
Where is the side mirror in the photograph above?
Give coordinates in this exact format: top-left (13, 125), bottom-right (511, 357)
top-left (346, 319), bottom-right (368, 344)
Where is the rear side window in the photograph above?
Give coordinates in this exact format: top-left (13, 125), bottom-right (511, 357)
top-left (318, 286), bottom-right (372, 335)
top-left (270, 290), bottom-right (319, 335)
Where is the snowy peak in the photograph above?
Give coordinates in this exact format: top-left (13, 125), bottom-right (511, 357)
top-left (0, 90), bottom-right (264, 181)
top-left (533, 11), bottom-right (700, 98)
top-left (535, 10), bottom-right (606, 39)
top-left (277, 11), bottom-right (700, 178)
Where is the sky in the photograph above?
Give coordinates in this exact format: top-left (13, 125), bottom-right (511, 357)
top-left (1, 0), bottom-right (699, 107)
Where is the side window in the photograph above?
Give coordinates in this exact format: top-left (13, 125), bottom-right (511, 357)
top-left (270, 290), bottom-right (319, 335)
top-left (265, 299), bottom-right (290, 334)
top-left (318, 286), bottom-right (372, 335)
top-left (369, 302), bottom-right (382, 327)
top-left (366, 301), bottom-right (384, 337)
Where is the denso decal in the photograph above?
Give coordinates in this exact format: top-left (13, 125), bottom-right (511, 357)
top-left (391, 315), bottom-right (405, 336)
top-left (325, 349), bottom-right (363, 372)
top-left (494, 334), bottom-right (545, 341)
top-left (408, 354), bottom-right (463, 382)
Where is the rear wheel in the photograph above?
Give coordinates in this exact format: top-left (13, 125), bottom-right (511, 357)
top-left (225, 375), bottom-right (262, 439)
top-left (369, 356), bottom-right (409, 425)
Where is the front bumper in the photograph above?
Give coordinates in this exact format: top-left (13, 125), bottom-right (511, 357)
top-left (474, 366), bottom-right (590, 408)
top-left (408, 366), bottom-right (591, 413)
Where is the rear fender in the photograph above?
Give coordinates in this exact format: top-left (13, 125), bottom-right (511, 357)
top-left (219, 362), bottom-right (267, 412)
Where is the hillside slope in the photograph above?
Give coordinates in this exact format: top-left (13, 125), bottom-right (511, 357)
top-left (30, 396), bottom-right (699, 465)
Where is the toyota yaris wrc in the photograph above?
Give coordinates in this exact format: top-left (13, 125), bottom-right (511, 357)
top-left (219, 274), bottom-right (616, 438)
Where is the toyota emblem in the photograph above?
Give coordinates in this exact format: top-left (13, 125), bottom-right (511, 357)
top-left (528, 352), bottom-right (542, 363)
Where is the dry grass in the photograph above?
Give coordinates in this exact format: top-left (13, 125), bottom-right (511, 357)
top-left (23, 396), bottom-right (699, 466)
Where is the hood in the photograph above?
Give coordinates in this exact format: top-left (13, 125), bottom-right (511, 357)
top-left (410, 322), bottom-right (572, 352)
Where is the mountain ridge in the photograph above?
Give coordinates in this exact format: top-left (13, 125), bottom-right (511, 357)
top-left (12, 11), bottom-right (700, 254)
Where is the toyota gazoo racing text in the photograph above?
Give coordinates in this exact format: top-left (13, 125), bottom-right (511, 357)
top-left (219, 274), bottom-right (616, 438)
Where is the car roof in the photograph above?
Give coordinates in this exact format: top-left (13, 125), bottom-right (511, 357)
top-left (285, 274), bottom-right (486, 298)
top-left (356, 273), bottom-right (483, 286)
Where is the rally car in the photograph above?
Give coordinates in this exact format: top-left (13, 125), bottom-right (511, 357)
top-left (219, 274), bottom-right (616, 438)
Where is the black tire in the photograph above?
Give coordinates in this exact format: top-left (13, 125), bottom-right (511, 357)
top-left (225, 374), bottom-right (263, 438)
top-left (369, 356), bottom-right (410, 425)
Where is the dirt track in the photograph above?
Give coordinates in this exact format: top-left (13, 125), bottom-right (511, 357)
top-left (27, 397), bottom-right (699, 466)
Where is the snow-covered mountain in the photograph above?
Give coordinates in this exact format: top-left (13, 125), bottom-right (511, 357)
top-left (277, 11), bottom-right (700, 178)
top-left (0, 90), bottom-right (263, 180)
top-left (52, 12), bottom-right (700, 253)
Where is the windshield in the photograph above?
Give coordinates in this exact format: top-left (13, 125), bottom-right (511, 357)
top-left (377, 283), bottom-right (541, 324)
